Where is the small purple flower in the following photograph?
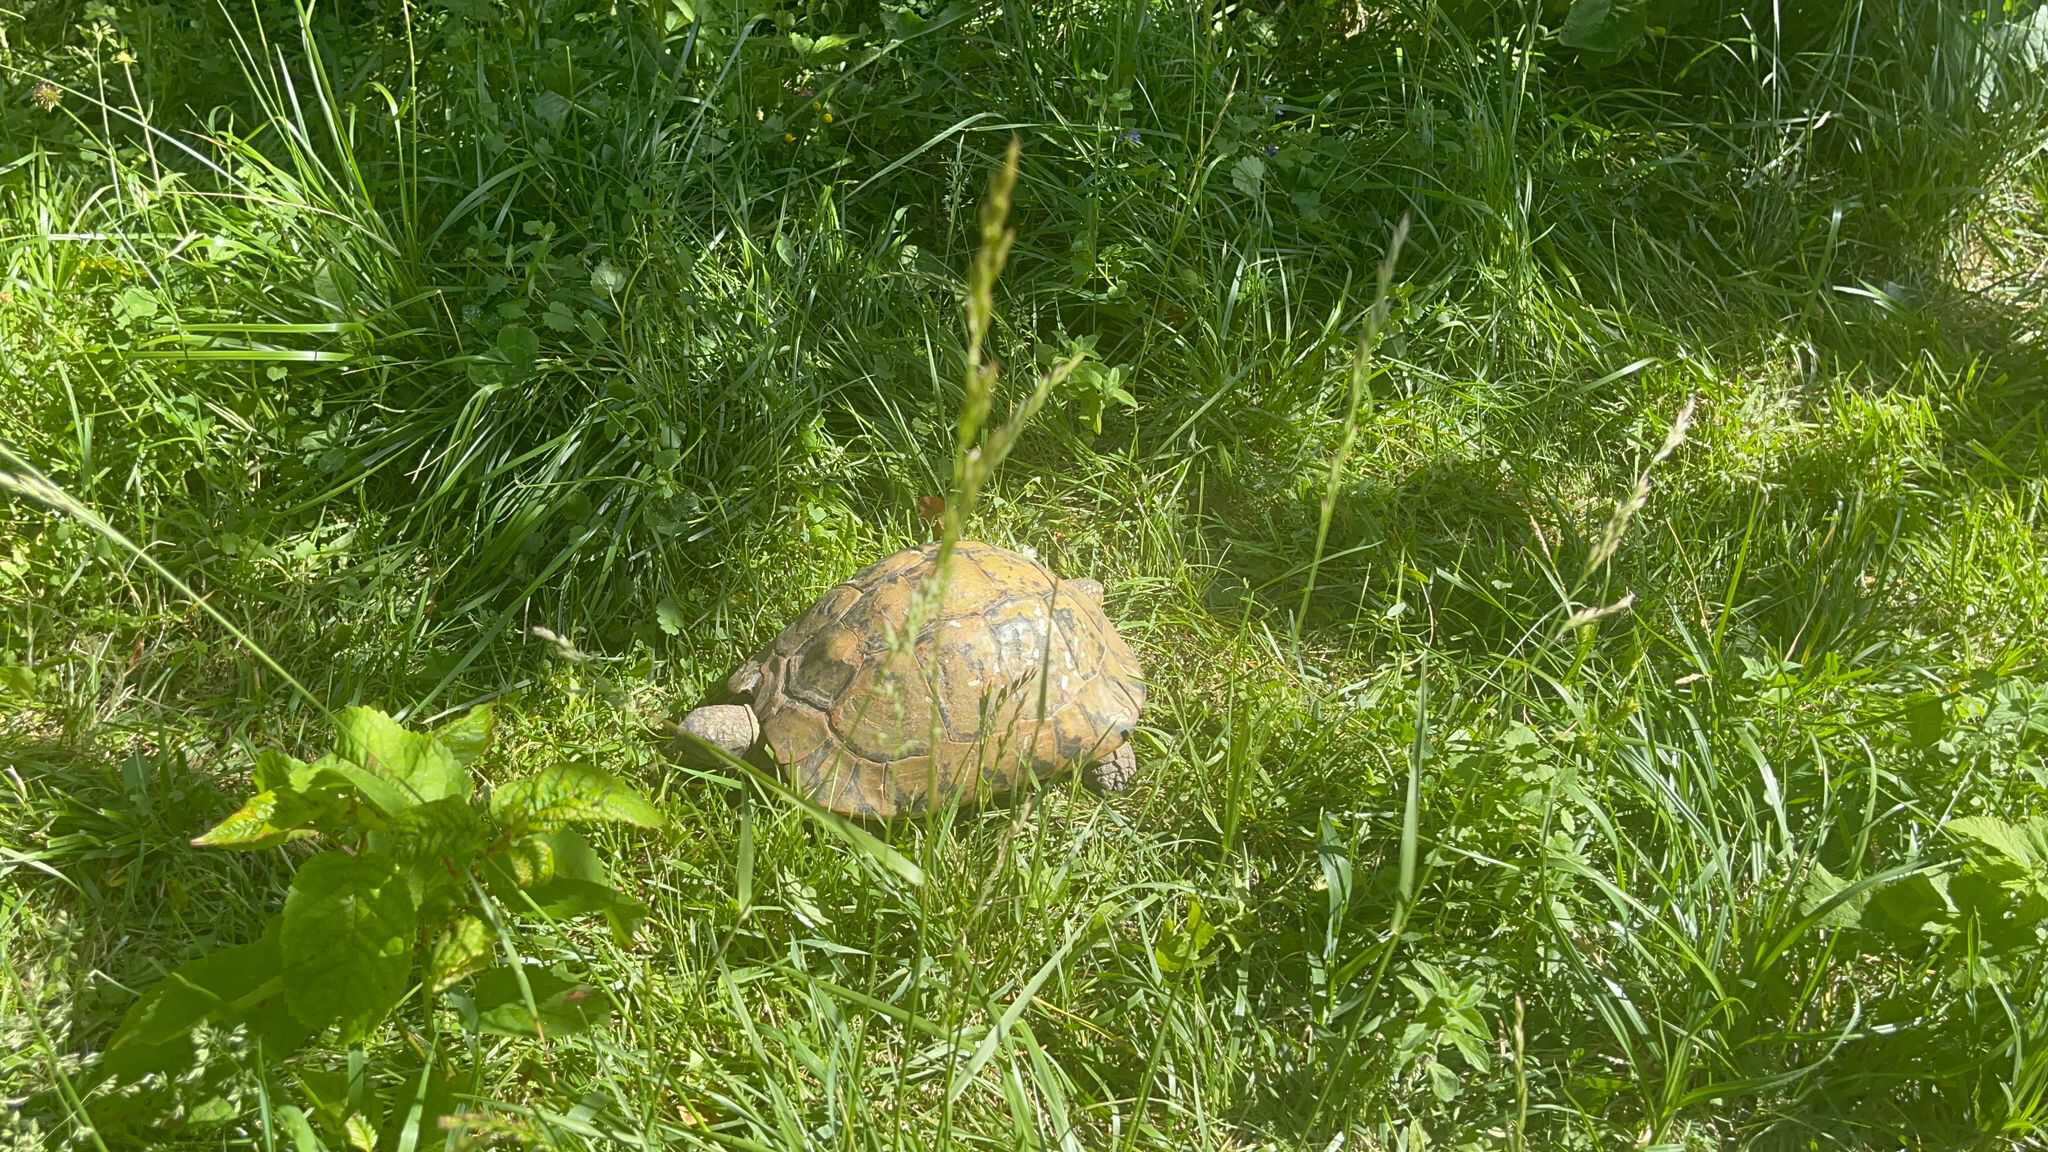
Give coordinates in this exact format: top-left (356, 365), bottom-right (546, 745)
top-left (1124, 128), bottom-right (1141, 145)
top-left (1264, 144), bottom-right (1278, 158)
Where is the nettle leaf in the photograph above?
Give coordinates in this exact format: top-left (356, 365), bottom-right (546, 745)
top-left (281, 852), bottom-right (418, 1041)
top-left (193, 772), bottom-right (356, 849)
top-left (464, 965), bottom-right (611, 1038)
top-left (332, 707), bottom-right (466, 813)
top-left (192, 789), bottom-right (312, 850)
top-left (435, 704), bottom-right (498, 767)
top-left (491, 762), bottom-right (666, 833)
top-left (1799, 862), bottom-right (1867, 930)
top-left (386, 796), bottom-right (488, 867)
top-left (252, 747), bottom-right (307, 792)
top-left (497, 833), bottom-right (558, 889)
top-left (429, 917), bottom-right (496, 993)
top-left (487, 829), bottom-right (647, 945)
top-left (1867, 871), bottom-right (1958, 940)
top-left (102, 923), bottom-right (288, 1080)
top-left (1947, 816), bottom-right (2048, 877)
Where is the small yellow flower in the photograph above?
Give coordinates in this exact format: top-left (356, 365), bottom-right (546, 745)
top-left (755, 108), bottom-right (765, 121)
top-left (822, 112), bottom-right (834, 125)
top-left (31, 81), bottom-right (61, 111)
top-left (115, 50), bottom-right (137, 65)
top-left (784, 132), bottom-right (796, 143)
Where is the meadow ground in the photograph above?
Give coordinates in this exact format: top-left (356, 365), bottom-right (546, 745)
top-left (3, 1), bottom-right (2048, 1149)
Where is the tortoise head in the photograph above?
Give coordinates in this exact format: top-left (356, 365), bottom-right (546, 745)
top-left (674, 703), bottom-right (760, 766)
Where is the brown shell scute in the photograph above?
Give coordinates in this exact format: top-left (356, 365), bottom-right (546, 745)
top-left (748, 541), bottom-right (1144, 817)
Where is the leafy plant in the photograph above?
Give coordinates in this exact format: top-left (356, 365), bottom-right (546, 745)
top-left (1036, 333), bottom-right (1137, 436)
top-left (97, 705), bottom-right (664, 1084)
top-left (1391, 960), bottom-right (1493, 1104)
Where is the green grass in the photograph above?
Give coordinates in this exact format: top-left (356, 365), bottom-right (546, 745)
top-left (3, 0), bottom-right (2048, 1148)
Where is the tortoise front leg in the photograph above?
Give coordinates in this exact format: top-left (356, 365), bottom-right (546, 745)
top-left (1083, 741), bottom-right (1139, 793)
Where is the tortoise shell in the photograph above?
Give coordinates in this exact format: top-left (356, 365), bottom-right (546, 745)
top-left (730, 541), bottom-right (1144, 817)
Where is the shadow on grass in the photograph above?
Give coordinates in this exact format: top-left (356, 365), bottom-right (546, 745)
top-left (0, 723), bottom-right (296, 1141)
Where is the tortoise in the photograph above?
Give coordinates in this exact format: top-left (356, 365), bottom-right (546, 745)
top-left (673, 540), bottom-right (1145, 817)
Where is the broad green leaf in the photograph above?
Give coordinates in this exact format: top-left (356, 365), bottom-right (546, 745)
top-left (193, 790), bottom-right (308, 850)
top-left (253, 747), bottom-right (307, 792)
top-left (1951, 869), bottom-right (2048, 948)
top-left (384, 797), bottom-right (488, 867)
top-left (486, 830), bottom-right (647, 944)
top-left (332, 707), bottom-right (466, 812)
top-left (1230, 154), bottom-right (1265, 197)
top-left (1866, 870), bottom-right (1957, 940)
top-left (491, 761), bottom-right (666, 832)
top-left (197, 769), bottom-right (360, 848)
top-left (1560, 0), bottom-right (1647, 53)
top-left (0, 663), bottom-right (37, 699)
top-left (429, 916), bottom-right (495, 993)
top-left (326, 761), bottom-right (411, 818)
top-left (1798, 862), bottom-right (1866, 930)
top-left (1947, 815), bottom-right (2046, 875)
top-left (526, 876), bottom-right (649, 946)
top-left (497, 323), bottom-right (539, 366)
top-left (464, 965), bottom-right (610, 1038)
top-left (103, 926), bottom-right (287, 1079)
top-left (495, 833), bottom-right (557, 889)
top-left (655, 597), bottom-right (685, 637)
top-left (435, 704), bottom-right (497, 767)
top-left (281, 852), bottom-right (417, 1041)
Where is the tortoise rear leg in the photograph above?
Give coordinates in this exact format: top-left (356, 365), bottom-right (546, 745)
top-left (1084, 741), bottom-right (1138, 793)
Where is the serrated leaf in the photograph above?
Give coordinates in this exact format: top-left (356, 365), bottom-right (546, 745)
top-left (542, 301), bottom-right (578, 332)
top-left (194, 774), bottom-right (353, 849)
top-left (655, 597), bottom-right (684, 637)
top-left (1947, 815), bottom-right (2045, 873)
top-left (324, 761), bottom-right (411, 818)
top-left (1449, 1029), bottom-right (1491, 1073)
top-left (533, 90), bottom-right (570, 130)
top-left (464, 966), bottom-right (611, 1038)
top-left (384, 796), bottom-right (488, 866)
top-left (1798, 862), bottom-right (1866, 930)
top-left (253, 747), bottom-right (307, 792)
top-left (103, 926), bottom-right (287, 1079)
top-left (435, 704), bottom-right (497, 767)
top-left (496, 833), bottom-right (557, 888)
top-left (1866, 870), bottom-right (1957, 939)
top-left (281, 852), bottom-right (417, 1041)
top-left (429, 917), bottom-right (495, 993)
top-left (332, 707), bottom-right (466, 813)
top-left (1230, 154), bottom-right (1265, 197)
top-left (491, 762), bottom-right (666, 832)
top-left (1427, 1060), bottom-right (1460, 1102)
top-left (192, 790), bottom-right (308, 850)
top-left (487, 829), bottom-right (646, 944)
